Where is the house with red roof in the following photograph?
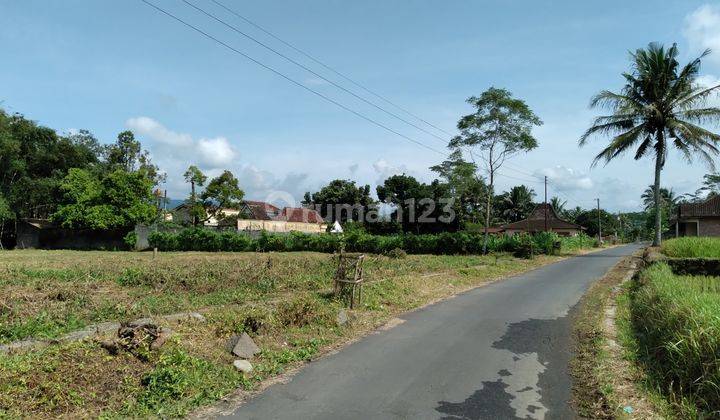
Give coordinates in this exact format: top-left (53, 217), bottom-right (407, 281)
top-left (498, 203), bottom-right (584, 236)
top-left (171, 201), bottom-right (327, 233)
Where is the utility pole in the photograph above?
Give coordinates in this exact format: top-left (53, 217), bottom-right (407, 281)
top-left (544, 176), bottom-right (548, 232)
top-left (596, 198), bottom-right (601, 243)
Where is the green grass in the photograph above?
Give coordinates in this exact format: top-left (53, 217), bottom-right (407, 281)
top-left (627, 263), bottom-right (720, 417)
top-left (661, 237), bottom-right (720, 258)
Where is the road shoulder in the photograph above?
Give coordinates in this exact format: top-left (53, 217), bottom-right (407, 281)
top-left (570, 247), bottom-right (667, 419)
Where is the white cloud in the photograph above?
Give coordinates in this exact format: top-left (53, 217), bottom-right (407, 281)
top-left (126, 116), bottom-right (234, 168)
top-left (196, 137), bottom-right (235, 167)
top-left (124, 116), bottom-right (314, 202)
top-left (696, 74), bottom-right (720, 88)
top-left (126, 116), bottom-right (192, 147)
top-left (534, 166), bottom-right (593, 192)
top-left (695, 74), bottom-right (720, 107)
top-left (372, 159), bottom-right (408, 184)
top-left (684, 5), bottom-right (720, 65)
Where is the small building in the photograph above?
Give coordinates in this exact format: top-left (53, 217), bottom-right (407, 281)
top-left (671, 195), bottom-right (720, 237)
top-left (172, 201), bottom-right (327, 234)
top-left (235, 205), bottom-right (327, 234)
top-left (499, 203), bottom-right (584, 236)
top-left (171, 203), bottom-right (241, 227)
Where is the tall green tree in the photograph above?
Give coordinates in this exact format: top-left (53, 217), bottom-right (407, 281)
top-left (303, 179), bottom-right (374, 223)
top-left (430, 150), bottom-right (487, 225)
top-left (640, 185), bottom-right (679, 211)
top-left (106, 130), bottom-right (163, 185)
top-left (377, 174), bottom-right (430, 234)
top-left (0, 110), bottom-right (101, 220)
top-left (183, 165), bottom-right (207, 226)
top-left (575, 209), bottom-right (619, 237)
top-left (565, 206), bottom-right (584, 223)
top-left (200, 170), bottom-right (244, 224)
top-left (450, 87), bottom-right (542, 253)
top-left (550, 196), bottom-right (567, 216)
top-left (695, 172), bottom-right (720, 199)
top-left (107, 130), bottom-right (141, 172)
top-left (580, 43), bottom-right (720, 245)
top-left (52, 168), bottom-right (156, 229)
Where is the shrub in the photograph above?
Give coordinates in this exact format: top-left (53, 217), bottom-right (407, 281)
top-left (532, 232), bottom-right (561, 255)
top-left (386, 248), bottom-right (407, 259)
top-left (559, 233), bottom-right (596, 252)
top-left (630, 263), bottom-right (720, 415)
top-left (148, 228), bottom-right (595, 256)
top-left (276, 294), bottom-right (328, 327)
top-left (123, 231), bottom-right (137, 249)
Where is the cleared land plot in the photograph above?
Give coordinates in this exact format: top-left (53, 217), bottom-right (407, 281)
top-left (0, 249), bottom-right (570, 418)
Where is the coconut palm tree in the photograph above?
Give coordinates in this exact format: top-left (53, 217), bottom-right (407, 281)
top-left (550, 196), bottom-right (567, 216)
top-left (640, 185), bottom-right (679, 211)
top-left (580, 43), bottom-right (720, 245)
top-left (497, 185), bottom-right (535, 223)
top-left (565, 206), bottom-right (584, 223)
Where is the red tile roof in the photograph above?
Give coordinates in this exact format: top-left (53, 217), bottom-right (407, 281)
top-left (502, 203), bottom-right (584, 231)
top-left (275, 207), bottom-right (325, 224)
top-left (677, 195), bottom-right (720, 218)
top-left (243, 201), bottom-right (281, 220)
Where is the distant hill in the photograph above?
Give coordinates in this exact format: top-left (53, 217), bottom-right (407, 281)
top-left (164, 198), bottom-right (184, 209)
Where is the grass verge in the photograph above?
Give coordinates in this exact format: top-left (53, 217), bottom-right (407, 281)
top-left (621, 263), bottom-right (720, 417)
top-left (571, 249), bottom-right (670, 419)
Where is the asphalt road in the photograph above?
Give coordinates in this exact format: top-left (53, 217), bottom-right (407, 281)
top-left (222, 244), bottom-right (641, 420)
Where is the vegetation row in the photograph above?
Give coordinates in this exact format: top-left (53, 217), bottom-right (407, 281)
top-left (148, 228), bottom-right (598, 256)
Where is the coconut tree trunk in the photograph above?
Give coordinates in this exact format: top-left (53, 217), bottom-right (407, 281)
top-left (652, 154), bottom-right (663, 247)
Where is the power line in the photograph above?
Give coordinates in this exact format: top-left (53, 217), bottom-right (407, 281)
top-left (140, 0), bottom-right (447, 156)
top-left (142, 0), bottom-right (599, 211)
top-left (208, 0), bottom-right (454, 138)
top-left (495, 172), bottom-right (544, 185)
top-left (180, 0), bottom-right (450, 144)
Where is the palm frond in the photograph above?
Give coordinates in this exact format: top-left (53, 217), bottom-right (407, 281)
top-left (633, 135), bottom-right (653, 160)
top-left (674, 83), bottom-right (720, 109)
top-left (588, 90), bottom-right (636, 110)
top-left (676, 107), bottom-right (720, 125)
top-left (579, 118), bottom-right (640, 146)
top-left (592, 124), bottom-right (646, 166)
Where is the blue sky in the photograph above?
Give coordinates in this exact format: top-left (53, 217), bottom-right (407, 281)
top-left (2, 0), bottom-right (720, 211)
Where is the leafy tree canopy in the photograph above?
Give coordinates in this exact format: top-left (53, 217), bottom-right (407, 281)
top-left (449, 87), bottom-right (542, 252)
top-left (200, 170), bottom-right (245, 222)
top-left (303, 179), bottom-right (374, 223)
top-left (52, 168), bottom-right (156, 229)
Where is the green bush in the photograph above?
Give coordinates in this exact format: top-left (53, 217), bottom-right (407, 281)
top-left (630, 263), bottom-right (720, 415)
top-left (148, 228), bottom-right (596, 256)
top-left (558, 233), bottom-right (597, 251)
top-left (123, 231), bottom-right (137, 249)
top-left (661, 237), bottom-right (720, 259)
